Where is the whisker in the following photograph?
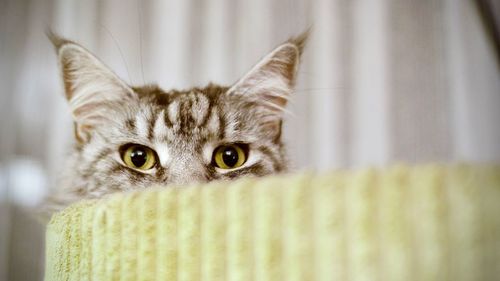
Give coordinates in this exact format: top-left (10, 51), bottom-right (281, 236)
top-left (97, 24), bottom-right (133, 85)
top-left (137, 0), bottom-right (146, 84)
top-left (294, 86), bottom-right (346, 91)
top-left (292, 88), bottom-right (347, 95)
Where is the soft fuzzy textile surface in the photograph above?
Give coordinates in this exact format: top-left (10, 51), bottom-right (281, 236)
top-left (45, 165), bottom-right (500, 280)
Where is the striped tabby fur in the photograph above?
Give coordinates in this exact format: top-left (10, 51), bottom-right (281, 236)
top-left (42, 32), bottom-right (307, 218)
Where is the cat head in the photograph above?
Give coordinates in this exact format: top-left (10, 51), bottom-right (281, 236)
top-left (49, 31), bottom-right (307, 200)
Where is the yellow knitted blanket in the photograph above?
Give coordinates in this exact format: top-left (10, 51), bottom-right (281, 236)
top-left (45, 165), bottom-right (500, 281)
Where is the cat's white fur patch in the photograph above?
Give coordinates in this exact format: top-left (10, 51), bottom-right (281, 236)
top-left (155, 143), bottom-right (170, 167)
top-left (135, 111), bottom-right (150, 138)
top-left (202, 143), bottom-right (216, 164)
top-left (224, 113), bottom-right (238, 138)
top-left (153, 110), bottom-right (168, 139)
top-left (206, 107), bottom-right (220, 133)
top-left (191, 92), bottom-right (210, 126)
top-left (167, 100), bottom-right (179, 123)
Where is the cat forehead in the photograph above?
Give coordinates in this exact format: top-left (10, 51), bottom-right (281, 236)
top-left (119, 84), bottom-right (238, 141)
top-left (131, 83), bottom-right (255, 129)
top-left (133, 83), bottom-right (230, 106)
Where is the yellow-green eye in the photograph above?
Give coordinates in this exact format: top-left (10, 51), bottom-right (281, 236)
top-left (213, 144), bottom-right (247, 169)
top-left (121, 144), bottom-right (157, 170)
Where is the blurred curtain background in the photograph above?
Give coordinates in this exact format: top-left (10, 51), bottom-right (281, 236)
top-left (1, 0), bottom-right (499, 280)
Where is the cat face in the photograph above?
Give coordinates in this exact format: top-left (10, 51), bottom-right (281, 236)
top-left (71, 84), bottom-right (288, 196)
top-left (46, 32), bottom-right (306, 208)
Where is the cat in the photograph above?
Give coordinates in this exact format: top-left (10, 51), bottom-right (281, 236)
top-left (42, 31), bottom-right (307, 219)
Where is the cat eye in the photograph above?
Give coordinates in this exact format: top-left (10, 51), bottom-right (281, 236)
top-left (121, 144), bottom-right (157, 170)
top-left (212, 144), bottom-right (248, 169)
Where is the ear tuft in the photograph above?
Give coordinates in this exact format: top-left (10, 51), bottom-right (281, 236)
top-left (287, 28), bottom-right (310, 57)
top-left (46, 30), bottom-right (72, 51)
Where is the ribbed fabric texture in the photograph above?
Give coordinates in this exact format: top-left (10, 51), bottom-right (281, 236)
top-left (45, 165), bottom-right (500, 281)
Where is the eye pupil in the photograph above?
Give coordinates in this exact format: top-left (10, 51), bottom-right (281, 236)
top-left (130, 148), bottom-right (147, 167)
top-left (213, 144), bottom-right (247, 169)
top-left (121, 144), bottom-right (156, 170)
top-left (222, 147), bottom-right (239, 167)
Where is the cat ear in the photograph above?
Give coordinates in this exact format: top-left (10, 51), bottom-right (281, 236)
top-left (227, 32), bottom-right (307, 116)
top-left (48, 32), bottom-right (136, 143)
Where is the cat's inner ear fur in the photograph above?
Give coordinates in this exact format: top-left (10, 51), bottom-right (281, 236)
top-left (227, 33), bottom-right (307, 120)
top-left (49, 32), bottom-right (136, 143)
